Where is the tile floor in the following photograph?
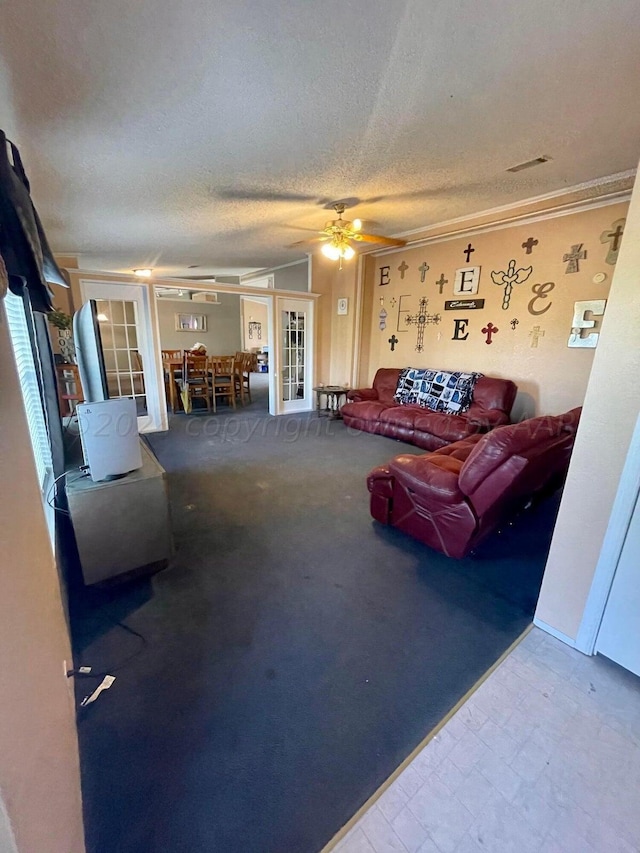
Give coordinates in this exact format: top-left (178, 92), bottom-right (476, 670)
top-left (329, 627), bottom-right (640, 853)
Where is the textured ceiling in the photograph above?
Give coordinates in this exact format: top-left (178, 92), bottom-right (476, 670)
top-left (1, 0), bottom-right (639, 277)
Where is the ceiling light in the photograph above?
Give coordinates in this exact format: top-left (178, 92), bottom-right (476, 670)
top-left (322, 243), bottom-right (341, 261)
top-left (352, 218), bottom-right (362, 231)
top-left (133, 268), bottom-right (152, 277)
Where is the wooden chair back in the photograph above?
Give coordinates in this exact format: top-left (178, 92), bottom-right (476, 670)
top-left (162, 349), bottom-right (182, 360)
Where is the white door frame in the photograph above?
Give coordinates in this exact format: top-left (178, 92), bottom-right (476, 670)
top-left (274, 296), bottom-right (315, 416)
top-left (239, 294), bottom-right (277, 417)
top-left (80, 280), bottom-right (164, 433)
top-left (575, 412), bottom-right (640, 654)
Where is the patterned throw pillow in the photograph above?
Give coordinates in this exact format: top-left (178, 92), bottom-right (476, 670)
top-left (393, 368), bottom-right (483, 414)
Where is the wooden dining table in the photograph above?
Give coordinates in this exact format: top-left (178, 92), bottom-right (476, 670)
top-left (163, 354), bottom-right (239, 413)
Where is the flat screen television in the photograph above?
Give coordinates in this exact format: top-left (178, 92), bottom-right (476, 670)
top-left (73, 299), bottom-right (109, 403)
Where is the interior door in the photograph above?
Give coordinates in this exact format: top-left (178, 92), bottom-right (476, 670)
top-left (80, 281), bottom-right (162, 432)
top-left (276, 297), bottom-right (314, 414)
top-left (596, 488), bottom-right (640, 676)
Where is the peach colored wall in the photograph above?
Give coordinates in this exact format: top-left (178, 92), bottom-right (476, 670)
top-left (361, 202), bottom-right (628, 418)
top-left (535, 172), bottom-right (640, 640)
top-left (0, 309), bottom-right (85, 852)
top-left (310, 254), bottom-right (361, 387)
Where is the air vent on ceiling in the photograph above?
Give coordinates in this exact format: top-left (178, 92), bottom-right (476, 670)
top-left (506, 156), bottom-right (552, 173)
top-left (191, 291), bottom-right (220, 304)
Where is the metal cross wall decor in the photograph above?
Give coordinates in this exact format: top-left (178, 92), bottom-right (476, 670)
top-left (388, 335), bottom-right (399, 352)
top-left (563, 243), bottom-right (587, 274)
top-left (398, 261), bottom-right (409, 279)
top-left (522, 237), bottom-right (538, 254)
top-left (419, 262), bottom-right (430, 282)
top-left (405, 297), bottom-right (441, 352)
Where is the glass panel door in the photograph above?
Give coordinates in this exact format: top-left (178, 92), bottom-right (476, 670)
top-left (277, 297), bottom-right (314, 414)
top-left (80, 281), bottom-right (163, 432)
top-left (95, 299), bottom-right (147, 415)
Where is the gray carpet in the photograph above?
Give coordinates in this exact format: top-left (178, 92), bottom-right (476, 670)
top-left (74, 375), bottom-right (556, 853)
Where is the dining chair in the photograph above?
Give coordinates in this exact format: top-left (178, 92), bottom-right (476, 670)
top-left (161, 349), bottom-right (182, 360)
top-left (183, 354), bottom-right (212, 413)
top-left (210, 355), bottom-right (236, 410)
top-left (234, 352), bottom-right (252, 406)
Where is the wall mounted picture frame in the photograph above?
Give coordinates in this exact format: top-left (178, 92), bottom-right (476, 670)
top-left (337, 297), bottom-right (349, 315)
top-left (176, 313), bottom-right (207, 332)
top-left (453, 266), bottom-right (481, 296)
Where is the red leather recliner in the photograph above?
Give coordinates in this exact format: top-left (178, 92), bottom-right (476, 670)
top-left (367, 408), bottom-right (581, 558)
top-left (342, 368), bottom-right (517, 452)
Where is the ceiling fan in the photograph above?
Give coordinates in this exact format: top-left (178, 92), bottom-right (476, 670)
top-left (291, 203), bottom-right (406, 268)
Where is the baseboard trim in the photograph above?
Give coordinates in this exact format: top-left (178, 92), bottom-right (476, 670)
top-left (532, 617), bottom-right (578, 649)
top-left (321, 622), bottom-right (533, 852)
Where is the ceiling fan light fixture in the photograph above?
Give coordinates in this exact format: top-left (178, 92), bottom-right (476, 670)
top-left (133, 268), bottom-right (152, 278)
top-left (352, 218), bottom-right (362, 231)
top-left (342, 245), bottom-right (355, 260)
top-left (322, 242), bottom-right (341, 261)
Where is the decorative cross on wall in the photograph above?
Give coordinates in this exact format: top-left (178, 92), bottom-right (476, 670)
top-left (405, 297), bottom-right (441, 352)
top-left (600, 219), bottom-right (626, 265)
top-left (435, 273), bottom-right (448, 294)
top-left (388, 335), bottom-right (399, 352)
top-left (563, 243), bottom-right (587, 274)
top-left (522, 237), bottom-right (538, 254)
top-left (463, 243), bottom-right (475, 263)
top-left (491, 259), bottom-right (533, 309)
top-left (482, 323), bottom-right (499, 345)
top-left (529, 325), bottom-right (545, 348)
top-left (398, 261), bottom-right (409, 279)
top-left (510, 318), bottom-right (519, 330)
top-left (419, 262), bottom-right (430, 282)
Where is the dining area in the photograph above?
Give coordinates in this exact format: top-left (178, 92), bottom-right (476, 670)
top-left (161, 350), bottom-right (256, 414)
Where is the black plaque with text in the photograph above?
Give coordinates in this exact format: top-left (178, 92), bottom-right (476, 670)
top-left (444, 299), bottom-right (485, 311)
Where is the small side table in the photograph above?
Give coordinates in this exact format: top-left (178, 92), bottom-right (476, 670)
top-left (313, 385), bottom-right (349, 419)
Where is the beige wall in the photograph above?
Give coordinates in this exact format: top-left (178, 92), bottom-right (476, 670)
top-left (156, 295), bottom-right (241, 354)
top-left (535, 173), bottom-right (640, 641)
top-left (241, 298), bottom-right (269, 350)
top-left (0, 309), bottom-right (84, 852)
top-left (360, 202), bottom-right (628, 418)
top-left (310, 254), bottom-right (362, 387)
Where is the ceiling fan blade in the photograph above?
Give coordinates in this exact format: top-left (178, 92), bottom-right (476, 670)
top-left (351, 233), bottom-right (407, 247)
top-left (217, 188), bottom-right (332, 204)
top-left (288, 236), bottom-right (329, 248)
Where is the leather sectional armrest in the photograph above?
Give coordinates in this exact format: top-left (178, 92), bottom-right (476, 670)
top-left (366, 464), bottom-right (394, 497)
top-left (466, 409), bottom-right (511, 431)
top-left (347, 388), bottom-right (378, 402)
top-left (389, 454), bottom-right (464, 502)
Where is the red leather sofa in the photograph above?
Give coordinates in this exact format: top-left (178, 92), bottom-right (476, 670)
top-left (341, 368), bottom-right (517, 452)
top-left (367, 408), bottom-right (581, 558)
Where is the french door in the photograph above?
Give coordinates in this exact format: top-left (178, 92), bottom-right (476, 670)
top-left (80, 281), bottom-right (163, 432)
top-left (275, 297), bottom-right (314, 414)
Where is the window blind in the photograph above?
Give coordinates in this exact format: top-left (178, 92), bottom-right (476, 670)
top-left (4, 291), bottom-right (53, 490)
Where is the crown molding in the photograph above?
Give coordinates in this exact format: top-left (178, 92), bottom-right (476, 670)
top-left (370, 174), bottom-right (634, 257)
